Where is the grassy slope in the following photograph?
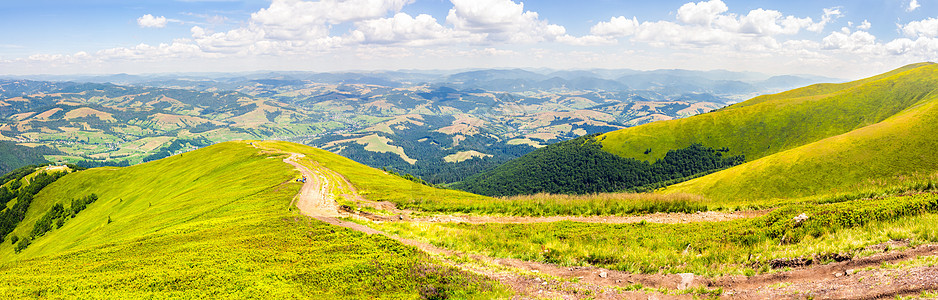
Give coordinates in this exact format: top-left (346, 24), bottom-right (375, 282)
top-left (599, 63), bottom-right (938, 164)
top-left (0, 141), bottom-right (504, 298)
top-left (666, 90), bottom-right (938, 202)
top-left (255, 141), bottom-right (493, 209)
top-left (377, 193), bottom-right (938, 276)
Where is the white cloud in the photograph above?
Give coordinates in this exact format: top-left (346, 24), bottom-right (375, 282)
top-left (908, 0), bottom-right (921, 12)
top-left (352, 13), bottom-right (482, 46)
top-left (250, 0), bottom-right (412, 41)
top-left (137, 14), bottom-right (168, 28)
top-left (901, 17), bottom-right (938, 38)
top-left (591, 0), bottom-right (838, 51)
top-left (591, 16), bottom-right (639, 37)
top-left (822, 27), bottom-right (878, 53)
top-left (806, 8), bottom-right (841, 33)
top-left (857, 20), bottom-right (871, 30)
top-left (445, 0), bottom-right (567, 43)
top-left (676, 0), bottom-right (729, 27)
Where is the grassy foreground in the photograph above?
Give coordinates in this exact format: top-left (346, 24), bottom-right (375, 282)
top-left (376, 192), bottom-right (938, 276)
top-left (0, 141), bottom-right (506, 298)
top-left (258, 140), bottom-right (712, 216)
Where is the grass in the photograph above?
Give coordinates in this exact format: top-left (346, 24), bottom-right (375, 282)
top-left (665, 91), bottom-right (938, 203)
top-left (591, 63), bottom-right (938, 203)
top-left (373, 192), bottom-right (938, 277)
top-left (599, 62), bottom-right (938, 163)
top-left (430, 192), bottom-right (710, 216)
top-left (257, 140), bottom-right (716, 217)
top-left (0, 141), bottom-right (508, 298)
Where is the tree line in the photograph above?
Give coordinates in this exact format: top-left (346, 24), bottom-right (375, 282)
top-left (452, 134), bottom-right (745, 196)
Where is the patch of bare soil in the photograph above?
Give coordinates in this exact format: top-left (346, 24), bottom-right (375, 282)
top-left (716, 244), bottom-right (938, 299)
top-left (408, 210), bottom-right (762, 224)
top-left (265, 144), bottom-right (938, 299)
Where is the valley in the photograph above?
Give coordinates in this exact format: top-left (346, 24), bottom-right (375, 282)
top-left (6, 0), bottom-right (938, 298)
top-left (0, 69), bottom-right (826, 182)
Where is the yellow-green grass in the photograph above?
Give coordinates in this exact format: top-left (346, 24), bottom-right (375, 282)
top-left (0, 141), bottom-right (506, 298)
top-left (256, 140), bottom-right (491, 208)
top-left (665, 87), bottom-right (938, 203)
top-left (599, 63), bottom-right (938, 164)
top-left (258, 141), bottom-right (715, 216)
top-left (374, 193), bottom-right (938, 277)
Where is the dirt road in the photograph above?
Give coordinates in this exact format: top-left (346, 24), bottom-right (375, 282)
top-left (272, 145), bottom-right (938, 299)
top-left (283, 153), bottom-right (340, 218)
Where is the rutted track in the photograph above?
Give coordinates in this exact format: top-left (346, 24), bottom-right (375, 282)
top-left (270, 145), bottom-right (938, 299)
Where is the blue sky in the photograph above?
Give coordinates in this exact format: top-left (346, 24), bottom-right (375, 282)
top-left (1, 0), bottom-right (936, 78)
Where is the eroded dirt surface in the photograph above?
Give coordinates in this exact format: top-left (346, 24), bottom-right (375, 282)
top-left (409, 210), bottom-right (762, 224)
top-left (268, 144), bottom-right (938, 299)
top-left (283, 153), bottom-right (341, 218)
top-left (718, 244), bottom-right (938, 299)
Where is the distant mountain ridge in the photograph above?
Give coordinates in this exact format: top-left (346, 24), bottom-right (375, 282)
top-left (0, 68), bottom-right (838, 183)
top-left (455, 62), bottom-right (938, 200)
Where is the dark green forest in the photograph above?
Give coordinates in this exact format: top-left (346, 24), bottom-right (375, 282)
top-left (452, 134), bottom-right (744, 196)
top-left (0, 142), bottom-right (59, 175)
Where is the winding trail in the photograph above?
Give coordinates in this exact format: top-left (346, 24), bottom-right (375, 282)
top-left (283, 153), bottom-right (339, 218)
top-left (270, 144), bottom-right (938, 299)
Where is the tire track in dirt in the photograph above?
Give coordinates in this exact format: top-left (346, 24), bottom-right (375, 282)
top-left (267, 144), bottom-right (938, 299)
top-left (283, 153), bottom-right (340, 218)
top-left (717, 244), bottom-right (938, 299)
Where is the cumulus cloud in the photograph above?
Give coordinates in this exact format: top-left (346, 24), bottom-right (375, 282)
top-left (137, 14), bottom-right (168, 28)
top-left (445, 0), bottom-right (567, 43)
top-left (251, 0), bottom-right (412, 41)
top-left (589, 0), bottom-right (838, 51)
top-left (901, 17), bottom-right (938, 38)
top-left (908, 0), bottom-right (921, 12)
top-left (352, 13), bottom-right (482, 46)
top-left (857, 20), bottom-right (871, 30)
top-left (822, 27), bottom-right (878, 52)
top-left (676, 0), bottom-right (729, 27)
top-left (590, 16), bottom-right (639, 37)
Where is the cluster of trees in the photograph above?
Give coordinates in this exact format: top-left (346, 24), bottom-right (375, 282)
top-left (0, 141), bottom-right (60, 175)
top-left (73, 160), bottom-right (130, 169)
top-left (0, 165), bottom-right (69, 245)
top-left (16, 194), bottom-right (98, 252)
top-left (382, 168), bottom-right (431, 187)
top-left (453, 134), bottom-right (745, 196)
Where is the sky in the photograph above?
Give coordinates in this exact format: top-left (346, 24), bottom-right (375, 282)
top-left (1, 0), bottom-right (936, 79)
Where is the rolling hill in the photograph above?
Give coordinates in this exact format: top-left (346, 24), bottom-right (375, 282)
top-left (0, 141), bottom-right (503, 298)
top-left (456, 62), bottom-right (938, 201)
top-left (0, 68), bottom-right (834, 185)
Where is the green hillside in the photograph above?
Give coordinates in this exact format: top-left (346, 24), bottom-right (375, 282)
top-left (456, 63), bottom-right (938, 199)
top-left (600, 63), bottom-right (937, 163)
top-left (451, 134), bottom-right (743, 196)
top-left (666, 86), bottom-right (938, 202)
top-left (0, 141), bottom-right (59, 175)
top-left (0, 141), bottom-right (503, 298)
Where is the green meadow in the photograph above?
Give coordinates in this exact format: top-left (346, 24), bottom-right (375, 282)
top-left (0, 142), bottom-right (506, 298)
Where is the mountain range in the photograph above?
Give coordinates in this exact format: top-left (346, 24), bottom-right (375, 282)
top-left (0, 68), bottom-right (834, 180)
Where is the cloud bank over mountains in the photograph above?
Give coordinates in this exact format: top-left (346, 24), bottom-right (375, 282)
top-left (3, 0), bottom-right (937, 78)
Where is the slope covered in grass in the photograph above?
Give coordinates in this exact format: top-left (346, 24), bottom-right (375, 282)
top-left (666, 88), bottom-right (938, 202)
top-left (599, 63), bottom-right (938, 163)
top-left (455, 63), bottom-right (938, 199)
top-left (255, 140), bottom-right (493, 208)
top-left (0, 141), bottom-right (505, 298)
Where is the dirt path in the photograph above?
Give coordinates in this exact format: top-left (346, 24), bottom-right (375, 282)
top-left (718, 243), bottom-right (938, 299)
top-left (408, 210), bottom-right (761, 224)
top-left (283, 153), bottom-right (340, 218)
top-left (268, 144), bottom-right (938, 299)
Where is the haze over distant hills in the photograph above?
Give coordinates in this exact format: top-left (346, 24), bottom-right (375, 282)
top-left (0, 68), bottom-right (839, 181)
top-left (456, 63), bottom-right (938, 201)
